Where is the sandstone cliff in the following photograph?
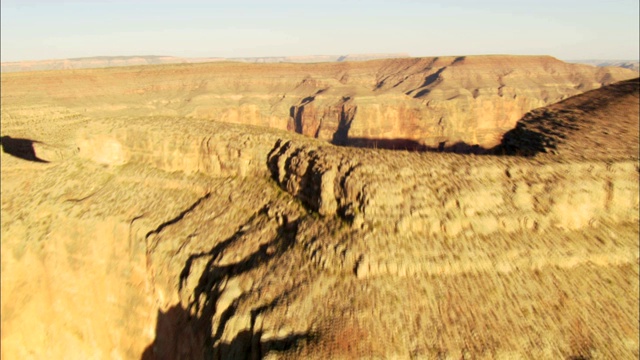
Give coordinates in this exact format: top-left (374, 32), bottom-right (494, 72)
top-left (1, 67), bottom-right (638, 359)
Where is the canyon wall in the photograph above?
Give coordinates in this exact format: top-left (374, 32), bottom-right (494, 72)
top-left (2, 56), bottom-right (636, 151)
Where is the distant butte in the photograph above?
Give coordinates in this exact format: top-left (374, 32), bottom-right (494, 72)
top-left (0, 53), bottom-right (411, 72)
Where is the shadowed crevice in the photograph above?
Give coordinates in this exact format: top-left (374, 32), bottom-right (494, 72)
top-left (339, 137), bottom-right (492, 154)
top-left (142, 204), bottom-right (313, 359)
top-left (331, 99), bottom-right (357, 146)
top-left (410, 67), bottom-right (446, 98)
top-left (0, 136), bottom-right (49, 163)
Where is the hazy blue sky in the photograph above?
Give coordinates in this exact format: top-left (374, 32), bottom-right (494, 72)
top-left (1, 0), bottom-right (638, 62)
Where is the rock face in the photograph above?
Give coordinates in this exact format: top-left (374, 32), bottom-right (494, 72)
top-left (269, 139), bottom-right (638, 234)
top-left (1, 66), bottom-right (639, 359)
top-left (2, 55), bottom-right (636, 150)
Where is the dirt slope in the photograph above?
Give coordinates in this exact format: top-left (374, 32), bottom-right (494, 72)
top-left (1, 65), bottom-right (638, 359)
top-left (499, 77), bottom-right (639, 160)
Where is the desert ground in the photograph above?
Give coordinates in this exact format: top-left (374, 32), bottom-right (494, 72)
top-left (1, 56), bottom-right (638, 359)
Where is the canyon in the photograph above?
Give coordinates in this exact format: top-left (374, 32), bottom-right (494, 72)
top-left (1, 55), bottom-right (637, 152)
top-left (1, 56), bottom-right (638, 359)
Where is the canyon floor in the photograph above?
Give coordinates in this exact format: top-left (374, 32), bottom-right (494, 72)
top-left (0, 58), bottom-right (638, 359)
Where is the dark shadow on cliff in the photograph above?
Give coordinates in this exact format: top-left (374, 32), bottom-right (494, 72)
top-left (410, 67), bottom-right (446, 98)
top-left (273, 122), bottom-right (564, 159)
top-left (339, 137), bottom-right (493, 154)
top-left (267, 139), bottom-right (322, 212)
top-left (493, 77), bottom-right (640, 157)
top-left (141, 205), bottom-right (315, 360)
top-left (331, 98), bottom-right (356, 146)
top-left (490, 107), bottom-right (581, 157)
top-left (333, 135), bottom-right (565, 157)
top-left (0, 136), bottom-right (49, 162)
top-left (490, 125), bottom-right (554, 156)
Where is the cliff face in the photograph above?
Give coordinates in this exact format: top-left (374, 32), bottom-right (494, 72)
top-left (2, 55), bottom-right (636, 149)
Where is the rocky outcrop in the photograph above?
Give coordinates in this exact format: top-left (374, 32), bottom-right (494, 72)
top-left (268, 139), bottom-right (639, 235)
top-left (75, 119), bottom-right (289, 178)
top-left (69, 109), bottom-right (640, 239)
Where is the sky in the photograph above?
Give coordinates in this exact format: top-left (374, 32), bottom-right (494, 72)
top-left (1, 0), bottom-right (638, 62)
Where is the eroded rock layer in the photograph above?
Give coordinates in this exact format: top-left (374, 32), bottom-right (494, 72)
top-left (2, 56), bottom-right (637, 150)
top-left (1, 69), bottom-right (638, 359)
